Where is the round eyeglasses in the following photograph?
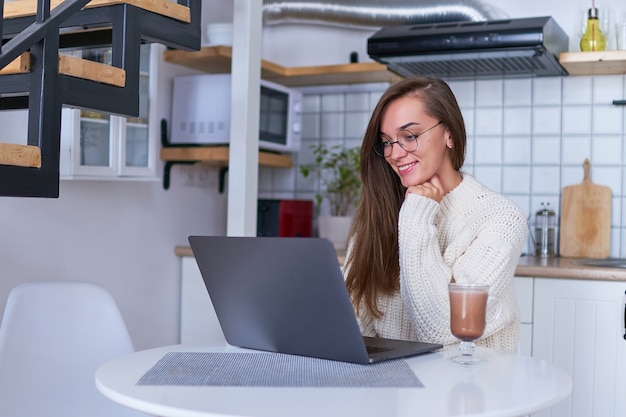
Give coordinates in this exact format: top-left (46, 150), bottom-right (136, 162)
top-left (373, 121), bottom-right (443, 157)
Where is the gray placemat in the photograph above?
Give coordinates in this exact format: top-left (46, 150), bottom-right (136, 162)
top-left (137, 352), bottom-right (422, 388)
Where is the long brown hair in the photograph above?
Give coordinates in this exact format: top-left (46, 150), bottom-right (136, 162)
top-left (345, 77), bottom-right (467, 318)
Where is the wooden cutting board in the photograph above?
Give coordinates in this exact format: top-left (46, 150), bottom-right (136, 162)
top-left (559, 159), bottom-right (612, 258)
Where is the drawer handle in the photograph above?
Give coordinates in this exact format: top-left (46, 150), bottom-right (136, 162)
top-left (624, 290), bottom-right (626, 340)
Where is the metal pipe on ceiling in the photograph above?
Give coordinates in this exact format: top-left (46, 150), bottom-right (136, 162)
top-left (262, 0), bottom-right (507, 29)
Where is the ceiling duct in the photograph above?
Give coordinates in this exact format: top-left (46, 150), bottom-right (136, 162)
top-left (262, 0), bottom-right (507, 29)
top-left (367, 16), bottom-right (569, 79)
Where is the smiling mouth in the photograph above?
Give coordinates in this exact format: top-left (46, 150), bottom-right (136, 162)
top-left (397, 161), bottom-right (417, 173)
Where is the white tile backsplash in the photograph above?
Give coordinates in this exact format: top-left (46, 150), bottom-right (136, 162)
top-left (561, 136), bottom-right (592, 164)
top-left (264, 75), bottom-right (626, 255)
top-left (344, 112), bottom-right (369, 138)
top-left (464, 138), bottom-right (475, 166)
top-left (620, 195), bottom-right (626, 226)
top-left (369, 90), bottom-right (385, 109)
top-left (448, 80), bottom-right (475, 107)
top-left (321, 93), bottom-right (345, 112)
top-left (592, 136), bottom-right (622, 164)
top-left (320, 113), bottom-right (344, 139)
top-left (592, 166), bottom-right (622, 192)
top-left (345, 92), bottom-right (370, 111)
top-left (532, 107), bottom-right (562, 135)
top-left (531, 166), bottom-right (561, 194)
top-left (593, 75), bottom-right (624, 104)
top-left (561, 165), bottom-right (586, 187)
top-left (504, 107), bottom-right (532, 135)
top-left (503, 166), bottom-right (531, 193)
top-left (461, 108), bottom-right (475, 135)
top-left (474, 136), bottom-right (503, 164)
top-left (272, 167), bottom-right (298, 192)
top-left (593, 105), bottom-right (623, 134)
top-left (474, 166), bottom-right (502, 192)
top-left (612, 196), bottom-right (622, 227)
top-left (504, 79), bottom-right (533, 106)
top-left (302, 94), bottom-right (321, 112)
top-left (532, 78), bottom-right (562, 105)
top-left (301, 113), bottom-right (320, 138)
top-left (475, 108), bottom-right (503, 135)
top-left (532, 136), bottom-right (561, 164)
top-left (562, 76), bottom-right (593, 105)
top-left (562, 106), bottom-right (592, 135)
top-left (503, 137), bottom-right (531, 164)
top-left (475, 79), bottom-right (503, 107)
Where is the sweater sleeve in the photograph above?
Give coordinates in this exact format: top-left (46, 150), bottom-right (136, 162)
top-left (397, 195), bottom-right (456, 344)
top-left (397, 191), bottom-right (527, 346)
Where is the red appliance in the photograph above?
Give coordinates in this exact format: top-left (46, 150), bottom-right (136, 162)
top-left (257, 199), bottom-right (313, 238)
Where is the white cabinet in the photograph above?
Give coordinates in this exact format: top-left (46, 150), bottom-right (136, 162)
top-left (531, 278), bottom-right (626, 417)
top-left (59, 44), bottom-right (158, 180)
top-left (179, 257), bottom-right (227, 346)
top-left (513, 276), bottom-right (534, 356)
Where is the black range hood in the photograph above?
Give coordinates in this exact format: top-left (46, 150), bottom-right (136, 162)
top-left (367, 16), bottom-right (569, 79)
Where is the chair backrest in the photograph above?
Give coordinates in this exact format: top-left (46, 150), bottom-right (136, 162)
top-left (0, 281), bottom-right (150, 417)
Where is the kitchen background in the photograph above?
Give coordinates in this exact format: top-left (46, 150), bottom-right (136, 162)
top-left (1, 0), bottom-right (625, 350)
top-left (281, 74), bottom-right (626, 258)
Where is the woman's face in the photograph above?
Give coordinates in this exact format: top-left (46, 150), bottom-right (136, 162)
top-left (379, 96), bottom-right (452, 188)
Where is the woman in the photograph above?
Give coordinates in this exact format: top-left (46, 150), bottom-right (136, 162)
top-left (344, 77), bottom-right (527, 352)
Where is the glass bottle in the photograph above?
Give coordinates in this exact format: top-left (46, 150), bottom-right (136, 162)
top-left (580, 7), bottom-right (607, 52)
top-left (534, 202), bottom-right (556, 257)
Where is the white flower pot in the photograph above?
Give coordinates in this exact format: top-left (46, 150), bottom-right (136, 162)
top-left (317, 216), bottom-right (353, 251)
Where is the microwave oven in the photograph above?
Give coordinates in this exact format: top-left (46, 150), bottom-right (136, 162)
top-left (170, 74), bottom-right (303, 152)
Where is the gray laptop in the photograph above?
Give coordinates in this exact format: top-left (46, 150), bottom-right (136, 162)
top-left (188, 235), bottom-right (443, 364)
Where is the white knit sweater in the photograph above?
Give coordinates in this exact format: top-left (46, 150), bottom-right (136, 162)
top-left (352, 173), bottom-right (528, 352)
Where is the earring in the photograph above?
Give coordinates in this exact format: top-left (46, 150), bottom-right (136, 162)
top-left (447, 143), bottom-right (453, 149)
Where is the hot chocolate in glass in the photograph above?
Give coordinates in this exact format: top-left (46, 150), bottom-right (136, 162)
top-left (448, 283), bottom-right (500, 364)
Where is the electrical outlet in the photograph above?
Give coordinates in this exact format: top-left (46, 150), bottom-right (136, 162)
top-left (179, 165), bottom-right (196, 186)
top-left (179, 164), bottom-right (215, 188)
top-left (195, 165), bottom-right (212, 187)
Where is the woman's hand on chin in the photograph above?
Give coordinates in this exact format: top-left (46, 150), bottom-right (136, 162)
top-left (405, 174), bottom-right (445, 203)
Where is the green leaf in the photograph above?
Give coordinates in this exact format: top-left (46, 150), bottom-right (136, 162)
top-left (298, 144), bottom-right (361, 216)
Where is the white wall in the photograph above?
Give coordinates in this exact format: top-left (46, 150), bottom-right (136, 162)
top-left (1, 0), bottom-right (625, 350)
top-left (0, 45), bottom-right (228, 350)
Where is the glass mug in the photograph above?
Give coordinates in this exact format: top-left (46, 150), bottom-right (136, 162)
top-left (448, 283), bottom-right (501, 365)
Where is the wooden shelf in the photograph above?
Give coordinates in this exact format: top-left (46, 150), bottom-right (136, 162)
top-left (160, 146), bottom-right (292, 168)
top-left (160, 146), bottom-right (293, 191)
top-left (559, 50), bottom-right (626, 76)
top-left (163, 45), bottom-right (401, 87)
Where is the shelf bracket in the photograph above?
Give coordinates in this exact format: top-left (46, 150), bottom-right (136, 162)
top-left (219, 166), bottom-right (228, 194)
top-left (162, 161), bottom-right (195, 190)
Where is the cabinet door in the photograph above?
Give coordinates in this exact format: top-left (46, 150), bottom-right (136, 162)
top-left (532, 278), bottom-right (626, 417)
top-left (119, 44), bottom-right (157, 177)
top-left (70, 110), bottom-right (120, 176)
top-left (513, 276), bottom-right (533, 356)
top-left (61, 45), bottom-right (157, 179)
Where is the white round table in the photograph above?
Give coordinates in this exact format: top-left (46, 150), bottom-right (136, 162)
top-left (96, 344), bottom-right (571, 417)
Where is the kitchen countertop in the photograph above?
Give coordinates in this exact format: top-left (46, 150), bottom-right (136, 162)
top-left (175, 246), bottom-right (626, 282)
top-left (515, 255), bottom-right (626, 281)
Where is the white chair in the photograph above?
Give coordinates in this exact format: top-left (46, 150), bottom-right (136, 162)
top-left (0, 281), bottom-right (151, 416)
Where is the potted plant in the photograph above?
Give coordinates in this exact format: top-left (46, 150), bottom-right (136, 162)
top-left (299, 144), bottom-right (361, 250)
